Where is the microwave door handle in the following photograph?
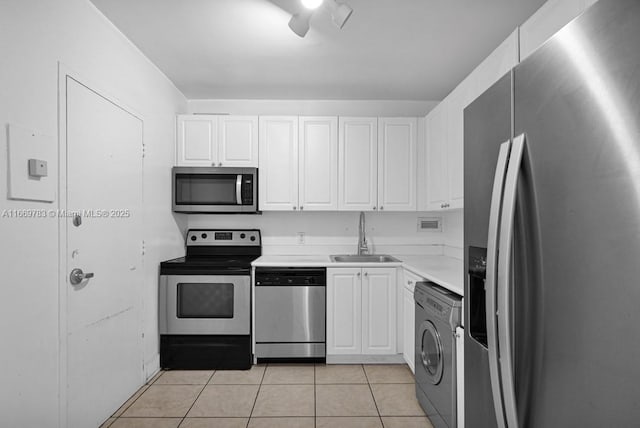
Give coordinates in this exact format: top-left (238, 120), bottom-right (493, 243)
top-left (497, 133), bottom-right (526, 428)
top-left (486, 140), bottom-right (511, 428)
top-left (236, 174), bottom-right (243, 205)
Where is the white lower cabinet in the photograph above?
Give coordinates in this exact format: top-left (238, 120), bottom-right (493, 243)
top-left (402, 270), bottom-right (423, 373)
top-left (327, 267), bottom-right (397, 356)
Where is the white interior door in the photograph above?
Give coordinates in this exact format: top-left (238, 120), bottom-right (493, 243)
top-left (64, 77), bottom-right (143, 428)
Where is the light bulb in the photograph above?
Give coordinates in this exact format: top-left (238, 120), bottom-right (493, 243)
top-left (301, 0), bottom-right (324, 10)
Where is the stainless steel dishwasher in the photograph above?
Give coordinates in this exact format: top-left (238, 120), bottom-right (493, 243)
top-left (254, 267), bottom-right (326, 362)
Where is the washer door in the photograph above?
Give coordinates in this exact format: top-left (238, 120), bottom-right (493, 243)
top-left (419, 320), bottom-right (444, 385)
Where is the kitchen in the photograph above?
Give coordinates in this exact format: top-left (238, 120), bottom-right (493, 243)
top-left (2, 0), bottom-right (639, 427)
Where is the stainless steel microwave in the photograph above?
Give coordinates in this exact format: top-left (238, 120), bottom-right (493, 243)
top-left (172, 167), bottom-right (258, 213)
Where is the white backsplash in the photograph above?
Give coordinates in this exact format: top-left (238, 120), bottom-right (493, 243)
top-left (186, 211), bottom-right (447, 256)
top-left (442, 209), bottom-right (463, 260)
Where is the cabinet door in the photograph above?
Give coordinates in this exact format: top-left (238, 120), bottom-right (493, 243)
top-left (362, 268), bottom-right (396, 355)
top-left (338, 117), bottom-right (378, 211)
top-left (218, 116), bottom-right (258, 167)
top-left (258, 116), bottom-right (299, 211)
top-left (327, 268), bottom-right (362, 355)
top-left (378, 118), bottom-right (417, 211)
top-left (299, 117), bottom-right (338, 211)
top-left (176, 115), bottom-right (217, 166)
top-left (519, 0), bottom-right (587, 61)
top-left (425, 103), bottom-right (448, 210)
top-left (403, 286), bottom-right (415, 373)
top-left (445, 78), bottom-right (476, 210)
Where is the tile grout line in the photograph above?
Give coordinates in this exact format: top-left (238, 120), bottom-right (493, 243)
top-left (314, 363), bottom-right (317, 428)
top-left (362, 365), bottom-right (385, 427)
top-left (247, 363), bottom-right (268, 427)
top-left (176, 370), bottom-right (215, 427)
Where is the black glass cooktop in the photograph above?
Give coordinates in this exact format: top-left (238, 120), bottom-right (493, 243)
top-left (160, 256), bottom-right (257, 275)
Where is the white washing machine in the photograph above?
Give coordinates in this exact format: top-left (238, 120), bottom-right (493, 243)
top-left (415, 281), bottom-right (462, 428)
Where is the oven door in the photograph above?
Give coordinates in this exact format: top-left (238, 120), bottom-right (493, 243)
top-left (160, 274), bottom-right (250, 335)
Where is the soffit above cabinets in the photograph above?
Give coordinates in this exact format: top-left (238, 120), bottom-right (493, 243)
top-left (89, 0), bottom-right (546, 100)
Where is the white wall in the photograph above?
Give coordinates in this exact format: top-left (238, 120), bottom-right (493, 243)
top-left (188, 99), bottom-right (439, 117)
top-left (442, 209), bottom-right (463, 259)
top-left (0, 0), bottom-right (186, 426)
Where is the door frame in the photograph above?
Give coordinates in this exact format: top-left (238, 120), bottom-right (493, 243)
top-left (57, 62), bottom-right (145, 428)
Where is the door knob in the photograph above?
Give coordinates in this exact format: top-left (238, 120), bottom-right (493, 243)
top-left (70, 268), bottom-right (94, 285)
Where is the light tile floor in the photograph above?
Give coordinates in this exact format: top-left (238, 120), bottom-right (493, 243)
top-left (101, 364), bottom-right (434, 428)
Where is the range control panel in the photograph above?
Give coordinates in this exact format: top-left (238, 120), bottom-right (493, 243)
top-left (186, 229), bottom-right (261, 246)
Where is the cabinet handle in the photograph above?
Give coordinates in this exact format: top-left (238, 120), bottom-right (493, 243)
top-left (364, 271), bottom-right (368, 277)
top-left (219, 162), bottom-right (223, 167)
top-left (373, 206), bottom-right (377, 210)
top-left (380, 206), bottom-right (384, 211)
top-left (293, 206), bottom-right (297, 210)
top-left (407, 280), bottom-right (412, 285)
top-left (212, 162), bottom-right (216, 167)
top-left (357, 272), bottom-right (361, 277)
top-left (300, 206), bottom-right (304, 210)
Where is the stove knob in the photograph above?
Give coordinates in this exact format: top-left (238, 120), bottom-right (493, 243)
top-left (190, 235), bottom-right (197, 241)
top-left (250, 236), bottom-right (256, 242)
top-left (240, 233), bottom-right (246, 239)
top-left (201, 233), bottom-right (207, 239)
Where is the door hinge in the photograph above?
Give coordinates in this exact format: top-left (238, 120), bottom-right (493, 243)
top-left (142, 239), bottom-right (146, 256)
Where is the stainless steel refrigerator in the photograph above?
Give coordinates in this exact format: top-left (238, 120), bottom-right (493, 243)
top-left (464, 0), bottom-right (640, 426)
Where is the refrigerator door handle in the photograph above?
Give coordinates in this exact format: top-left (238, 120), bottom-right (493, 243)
top-left (497, 133), bottom-right (526, 428)
top-left (486, 140), bottom-right (512, 428)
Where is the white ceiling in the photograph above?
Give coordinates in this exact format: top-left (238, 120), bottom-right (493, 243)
top-left (90, 0), bottom-right (546, 101)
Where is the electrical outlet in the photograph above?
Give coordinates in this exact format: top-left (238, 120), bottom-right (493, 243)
top-left (297, 232), bottom-right (305, 244)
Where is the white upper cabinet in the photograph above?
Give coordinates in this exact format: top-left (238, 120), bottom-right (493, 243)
top-left (338, 117), bottom-right (378, 211)
top-left (445, 80), bottom-right (475, 211)
top-left (299, 117), bottom-right (338, 211)
top-left (218, 116), bottom-right (258, 167)
top-left (176, 115), bottom-right (217, 166)
top-left (378, 118), bottom-right (417, 211)
top-left (258, 116), bottom-right (299, 211)
top-left (520, 0), bottom-right (598, 61)
top-left (425, 102), bottom-right (448, 211)
top-left (423, 30), bottom-right (518, 211)
top-left (176, 114), bottom-right (258, 167)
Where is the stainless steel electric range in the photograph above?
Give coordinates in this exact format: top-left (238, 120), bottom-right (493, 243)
top-left (159, 229), bottom-right (261, 370)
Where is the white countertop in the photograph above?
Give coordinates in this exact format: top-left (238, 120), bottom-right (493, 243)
top-left (252, 254), bottom-right (463, 296)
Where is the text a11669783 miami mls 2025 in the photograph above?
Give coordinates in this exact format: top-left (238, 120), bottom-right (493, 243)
top-left (1, 208), bottom-right (131, 219)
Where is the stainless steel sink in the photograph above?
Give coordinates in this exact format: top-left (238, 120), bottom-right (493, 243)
top-left (330, 254), bottom-right (400, 263)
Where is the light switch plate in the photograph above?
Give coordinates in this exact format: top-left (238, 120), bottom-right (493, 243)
top-left (28, 159), bottom-right (48, 177)
top-left (7, 124), bottom-right (55, 202)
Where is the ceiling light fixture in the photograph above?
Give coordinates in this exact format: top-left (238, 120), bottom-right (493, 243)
top-left (288, 0), bottom-right (353, 38)
top-left (301, 0), bottom-right (324, 10)
top-left (288, 9), bottom-right (313, 37)
top-left (325, 0), bottom-right (353, 29)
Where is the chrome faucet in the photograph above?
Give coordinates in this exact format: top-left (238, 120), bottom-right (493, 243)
top-left (357, 211), bottom-right (369, 255)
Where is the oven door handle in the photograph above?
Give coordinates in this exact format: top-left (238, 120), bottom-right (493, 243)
top-left (236, 174), bottom-right (243, 205)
